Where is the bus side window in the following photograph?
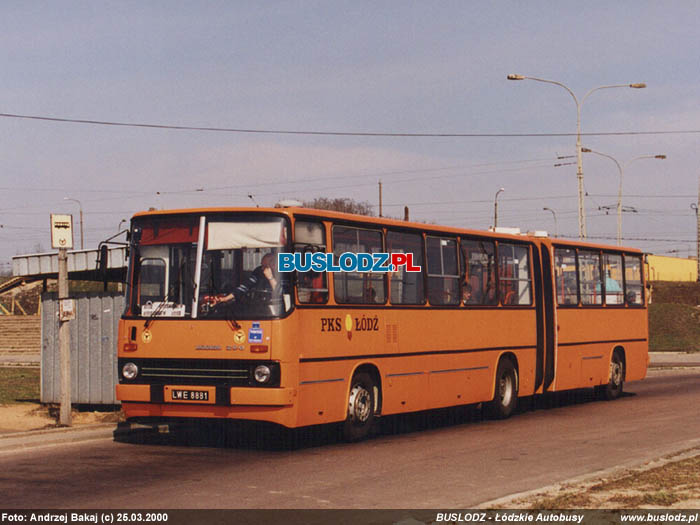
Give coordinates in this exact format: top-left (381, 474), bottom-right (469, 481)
top-left (294, 221), bottom-right (328, 304)
top-left (427, 236), bottom-right (459, 305)
top-left (333, 225), bottom-right (386, 304)
top-left (624, 254), bottom-right (644, 305)
top-left (554, 247), bottom-right (578, 305)
top-left (603, 253), bottom-right (624, 305)
top-left (498, 243), bottom-right (532, 305)
top-left (579, 250), bottom-right (602, 305)
top-left (387, 230), bottom-right (425, 305)
top-left (461, 238), bottom-right (496, 305)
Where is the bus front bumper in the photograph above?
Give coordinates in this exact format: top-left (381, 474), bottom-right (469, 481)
top-left (116, 384), bottom-right (297, 406)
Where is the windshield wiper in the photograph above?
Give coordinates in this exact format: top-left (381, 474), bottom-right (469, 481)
top-left (144, 295), bottom-right (169, 329)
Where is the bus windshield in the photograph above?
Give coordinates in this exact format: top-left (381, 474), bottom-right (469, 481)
top-left (130, 214), bottom-right (291, 320)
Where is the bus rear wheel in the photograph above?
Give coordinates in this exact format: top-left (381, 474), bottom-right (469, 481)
top-left (487, 358), bottom-right (518, 419)
top-left (343, 372), bottom-right (377, 441)
top-left (598, 351), bottom-right (624, 401)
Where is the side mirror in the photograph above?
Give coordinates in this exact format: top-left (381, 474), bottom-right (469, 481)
top-left (131, 227), bottom-right (142, 244)
top-left (98, 244), bottom-right (109, 280)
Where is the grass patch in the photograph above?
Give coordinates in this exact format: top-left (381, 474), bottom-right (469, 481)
top-left (649, 303), bottom-right (700, 351)
top-left (0, 367), bottom-right (40, 404)
top-left (526, 492), bottom-right (593, 510)
top-left (608, 490), bottom-right (682, 507)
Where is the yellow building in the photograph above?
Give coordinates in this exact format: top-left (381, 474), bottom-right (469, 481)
top-left (647, 254), bottom-right (698, 282)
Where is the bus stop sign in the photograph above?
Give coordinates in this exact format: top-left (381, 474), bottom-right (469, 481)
top-left (51, 214), bottom-right (74, 249)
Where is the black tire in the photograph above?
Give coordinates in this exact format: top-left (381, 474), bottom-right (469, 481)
top-left (343, 372), bottom-right (378, 442)
top-left (599, 351), bottom-right (624, 401)
top-left (487, 358), bottom-right (518, 419)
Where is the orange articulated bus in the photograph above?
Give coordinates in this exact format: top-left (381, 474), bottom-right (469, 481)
top-left (116, 206), bottom-right (648, 440)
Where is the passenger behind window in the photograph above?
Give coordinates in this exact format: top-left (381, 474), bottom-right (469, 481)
top-left (605, 271), bottom-right (623, 304)
top-left (464, 271), bottom-right (483, 305)
top-left (298, 270), bottom-right (326, 304)
top-left (462, 282), bottom-right (473, 303)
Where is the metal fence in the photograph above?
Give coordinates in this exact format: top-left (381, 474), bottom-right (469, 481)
top-left (41, 292), bottom-right (124, 405)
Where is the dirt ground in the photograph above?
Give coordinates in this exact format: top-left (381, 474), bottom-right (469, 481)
top-left (493, 448), bottom-right (700, 509)
top-left (0, 403), bottom-right (121, 433)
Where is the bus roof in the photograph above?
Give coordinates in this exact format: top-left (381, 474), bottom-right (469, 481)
top-left (131, 206), bottom-right (642, 254)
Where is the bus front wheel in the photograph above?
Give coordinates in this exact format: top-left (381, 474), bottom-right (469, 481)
top-left (343, 372), bottom-right (377, 441)
top-left (487, 358), bottom-right (518, 419)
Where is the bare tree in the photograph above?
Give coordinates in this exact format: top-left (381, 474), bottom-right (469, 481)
top-left (301, 197), bottom-right (375, 216)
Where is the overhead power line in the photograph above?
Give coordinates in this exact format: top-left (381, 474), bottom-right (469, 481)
top-left (2, 111), bottom-right (700, 138)
top-left (575, 235), bottom-right (696, 243)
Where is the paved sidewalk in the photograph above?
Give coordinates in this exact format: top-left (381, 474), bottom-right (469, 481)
top-left (0, 353), bottom-right (40, 367)
top-left (649, 351), bottom-right (700, 368)
top-left (0, 423), bottom-right (115, 453)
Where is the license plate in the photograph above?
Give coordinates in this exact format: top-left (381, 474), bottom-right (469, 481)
top-left (164, 386), bottom-right (215, 404)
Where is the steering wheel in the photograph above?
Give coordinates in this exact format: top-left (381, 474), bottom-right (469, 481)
top-left (247, 288), bottom-right (274, 303)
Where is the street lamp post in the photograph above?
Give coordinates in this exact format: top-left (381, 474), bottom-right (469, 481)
top-left (494, 187), bottom-right (505, 229)
top-left (582, 148), bottom-right (665, 245)
top-left (543, 207), bottom-right (558, 237)
top-left (507, 74), bottom-right (646, 239)
top-left (64, 197), bottom-right (84, 250)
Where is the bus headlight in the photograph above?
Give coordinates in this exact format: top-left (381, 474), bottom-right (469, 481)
top-left (122, 362), bottom-right (139, 380)
top-left (254, 365), bottom-right (271, 384)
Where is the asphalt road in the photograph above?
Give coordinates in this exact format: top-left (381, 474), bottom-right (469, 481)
top-left (1, 369), bottom-right (699, 509)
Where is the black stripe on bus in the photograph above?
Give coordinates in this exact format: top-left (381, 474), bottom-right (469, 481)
top-left (299, 378), bottom-right (345, 385)
top-left (299, 345), bottom-right (537, 363)
top-left (429, 366), bottom-right (489, 374)
top-left (541, 244), bottom-right (556, 391)
top-left (558, 338), bottom-right (647, 347)
top-left (532, 243), bottom-right (544, 393)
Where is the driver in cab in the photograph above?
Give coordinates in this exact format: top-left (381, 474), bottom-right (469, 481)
top-left (206, 252), bottom-right (279, 306)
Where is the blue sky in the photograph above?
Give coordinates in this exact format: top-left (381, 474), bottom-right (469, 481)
top-left (2, 1), bottom-right (700, 266)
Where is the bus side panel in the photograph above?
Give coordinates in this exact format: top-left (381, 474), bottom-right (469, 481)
top-left (383, 364), bottom-right (429, 415)
top-left (296, 361), bottom-right (352, 426)
top-left (427, 354), bottom-right (492, 410)
top-left (554, 308), bottom-right (648, 391)
top-left (623, 340), bottom-right (648, 382)
top-left (293, 307), bottom-right (538, 420)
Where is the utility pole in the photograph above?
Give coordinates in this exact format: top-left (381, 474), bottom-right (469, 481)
top-left (378, 181), bottom-right (383, 217)
top-left (58, 247), bottom-right (71, 426)
top-left (51, 214), bottom-right (74, 426)
top-left (696, 175), bottom-right (700, 281)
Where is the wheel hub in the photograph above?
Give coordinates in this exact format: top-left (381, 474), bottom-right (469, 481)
top-left (499, 374), bottom-right (513, 406)
top-left (610, 361), bottom-right (622, 386)
top-left (348, 385), bottom-right (372, 423)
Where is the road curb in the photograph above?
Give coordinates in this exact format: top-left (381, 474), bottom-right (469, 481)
top-left (0, 423), bottom-right (116, 453)
top-left (649, 364), bottom-right (700, 370)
